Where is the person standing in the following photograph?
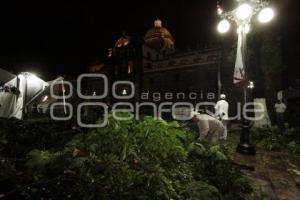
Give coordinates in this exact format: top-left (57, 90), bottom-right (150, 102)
top-left (274, 100), bottom-right (287, 128)
top-left (215, 94), bottom-right (229, 140)
top-left (191, 111), bottom-right (225, 144)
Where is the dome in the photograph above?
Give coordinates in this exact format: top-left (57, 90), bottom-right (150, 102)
top-left (144, 19), bottom-right (175, 51)
top-left (115, 36), bottom-right (130, 48)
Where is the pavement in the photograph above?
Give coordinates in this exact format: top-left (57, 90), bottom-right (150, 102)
top-left (234, 152), bottom-right (300, 200)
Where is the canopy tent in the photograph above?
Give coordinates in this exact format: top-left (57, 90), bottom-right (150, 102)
top-left (0, 68), bottom-right (16, 85)
top-left (26, 76), bottom-right (65, 114)
top-left (0, 68), bottom-right (64, 119)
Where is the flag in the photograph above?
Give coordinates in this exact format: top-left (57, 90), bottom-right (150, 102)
top-left (234, 27), bottom-right (247, 85)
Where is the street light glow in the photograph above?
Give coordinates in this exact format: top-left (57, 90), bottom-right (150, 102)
top-left (248, 81), bottom-right (255, 89)
top-left (236, 3), bottom-right (253, 20)
top-left (258, 7), bottom-right (274, 23)
top-left (217, 19), bottom-right (230, 33)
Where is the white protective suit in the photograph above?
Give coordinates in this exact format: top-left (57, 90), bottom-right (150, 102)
top-left (194, 114), bottom-right (225, 143)
top-left (215, 99), bottom-right (229, 140)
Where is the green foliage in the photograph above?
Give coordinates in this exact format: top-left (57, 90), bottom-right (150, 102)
top-left (0, 113), bottom-right (253, 199)
top-left (260, 34), bottom-right (285, 88)
top-left (251, 126), bottom-right (300, 155)
top-left (259, 32), bottom-right (285, 111)
top-left (182, 181), bottom-right (221, 200)
top-left (188, 143), bottom-right (252, 200)
top-left (0, 118), bottom-right (77, 157)
top-left (19, 114), bottom-right (194, 199)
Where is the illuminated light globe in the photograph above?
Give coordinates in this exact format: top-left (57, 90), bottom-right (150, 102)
top-left (248, 81), bottom-right (255, 89)
top-left (258, 7), bottom-right (274, 23)
top-left (236, 4), bottom-right (253, 20)
top-left (217, 19), bottom-right (230, 33)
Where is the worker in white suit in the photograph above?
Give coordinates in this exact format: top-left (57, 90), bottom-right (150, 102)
top-left (191, 111), bottom-right (225, 144)
top-left (214, 94), bottom-right (229, 140)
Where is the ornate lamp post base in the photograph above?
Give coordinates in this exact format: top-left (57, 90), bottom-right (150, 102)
top-left (237, 119), bottom-right (256, 155)
top-left (237, 143), bottom-right (256, 155)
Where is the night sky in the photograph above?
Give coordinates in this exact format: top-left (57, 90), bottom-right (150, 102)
top-left (0, 0), bottom-right (299, 81)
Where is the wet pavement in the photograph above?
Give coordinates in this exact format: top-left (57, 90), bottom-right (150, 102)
top-left (234, 152), bottom-right (300, 200)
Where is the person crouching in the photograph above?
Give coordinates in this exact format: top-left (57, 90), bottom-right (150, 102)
top-left (191, 111), bottom-right (225, 144)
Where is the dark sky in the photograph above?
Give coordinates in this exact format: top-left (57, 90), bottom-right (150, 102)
top-left (0, 0), bottom-right (299, 80)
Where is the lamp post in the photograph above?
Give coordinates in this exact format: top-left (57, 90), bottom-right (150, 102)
top-left (217, 0), bottom-right (274, 155)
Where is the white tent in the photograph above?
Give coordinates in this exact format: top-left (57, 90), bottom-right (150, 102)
top-left (0, 68), bottom-right (63, 119)
top-left (0, 68), bottom-right (16, 84)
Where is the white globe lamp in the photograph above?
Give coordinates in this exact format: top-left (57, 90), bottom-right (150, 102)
top-left (236, 4), bottom-right (253, 20)
top-left (217, 19), bottom-right (230, 33)
top-left (258, 7), bottom-right (274, 23)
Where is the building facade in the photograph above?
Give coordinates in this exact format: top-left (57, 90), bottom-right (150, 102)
top-left (86, 19), bottom-right (242, 117)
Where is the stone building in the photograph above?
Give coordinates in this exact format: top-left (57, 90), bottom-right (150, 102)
top-left (86, 19), bottom-right (241, 117)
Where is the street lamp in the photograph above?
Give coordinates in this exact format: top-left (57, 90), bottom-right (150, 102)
top-left (236, 3), bottom-right (253, 20)
top-left (258, 7), bottom-right (274, 23)
top-left (217, 0), bottom-right (274, 155)
top-left (217, 19), bottom-right (231, 33)
top-left (247, 81), bottom-right (255, 89)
